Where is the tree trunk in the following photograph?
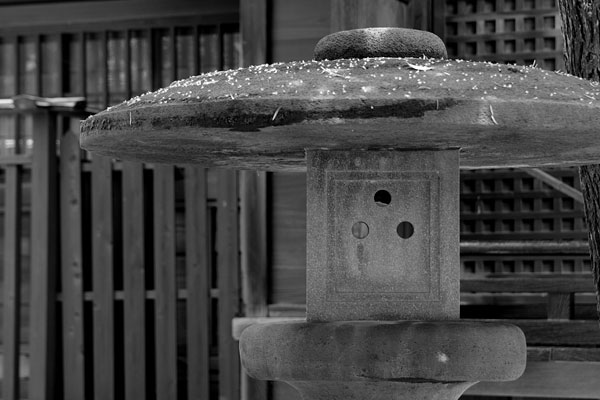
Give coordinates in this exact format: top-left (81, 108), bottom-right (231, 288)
top-left (558, 0), bottom-right (600, 321)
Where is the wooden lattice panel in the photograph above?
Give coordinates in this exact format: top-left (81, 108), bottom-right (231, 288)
top-left (444, 0), bottom-right (564, 71)
top-left (460, 168), bottom-right (589, 275)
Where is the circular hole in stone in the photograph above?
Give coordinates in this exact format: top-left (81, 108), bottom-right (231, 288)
top-left (351, 221), bottom-right (369, 239)
top-left (374, 190), bottom-right (391, 206)
top-left (397, 221), bottom-right (414, 239)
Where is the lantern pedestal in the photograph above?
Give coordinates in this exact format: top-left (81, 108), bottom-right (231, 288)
top-left (240, 321), bottom-right (525, 400)
top-left (239, 149), bottom-right (526, 399)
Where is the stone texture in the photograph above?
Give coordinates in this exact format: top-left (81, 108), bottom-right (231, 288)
top-left (80, 57), bottom-right (600, 171)
top-left (314, 28), bottom-right (447, 61)
top-left (306, 150), bottom-right (459, 321)
top-left (239, 320), bottom-right (527, 388)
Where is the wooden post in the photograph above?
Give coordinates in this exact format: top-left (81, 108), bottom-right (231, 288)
top-left (153, 165), bottom-right (178, 400)
top-left (240, 2), bottom-right (270, 399)
top-left (239, 171), bottom-right (269, 400)
top-left (60, 118), bottom-right (86, 400)
top-left (122, 161), bottom-right (147, 400)
top-left (558, 0), bottom-right (600, 321)
top-left (91, 154), bottom-right (115, 400)
top-left (29, 108), bottom-right (58, 400)
top-left (185, 167), bottom-right (211, 400)
top-left (217, 170), bottom-right (240, 400)
top-left (3, 151), bottom-right (23, 400)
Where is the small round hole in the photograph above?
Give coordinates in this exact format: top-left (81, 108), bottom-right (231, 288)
top-left (374, 190), bottom-right (391, 206)
top-left (351, 221), bottom-right (369, 239)
top-left (397, 221), bottom-right (414, 239)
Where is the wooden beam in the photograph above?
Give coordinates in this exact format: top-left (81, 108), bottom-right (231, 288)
top-left (0, 0), bottom-right (239, 31)
top-left (233, 317), bottom-right (600, 347)
top-left (524, 168), bottom-right (584, 204)
top-left (460, 240), bottom-right (589, 255)
top-left (460, 275), bottom-right (595, 293)
top-left (29, 110), bottom-right (58, 400)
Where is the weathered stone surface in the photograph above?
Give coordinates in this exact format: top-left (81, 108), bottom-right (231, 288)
top-left (239, 320), bottom-right (527, 383)
top-left (306, 150), bottom-right (459, 321)
top-left (314, 28), bottom-right (447, 61)
top-left (80, 58), bottom-right (600, 171)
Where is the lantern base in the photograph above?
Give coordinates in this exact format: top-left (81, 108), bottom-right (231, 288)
top-left (288, 381), bottom-right (474, 400)
top-left (240, 320), bottom-right (526, 400)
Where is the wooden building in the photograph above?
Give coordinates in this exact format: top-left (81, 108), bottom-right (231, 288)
top-left (0, 0), bottom-right (597, 399)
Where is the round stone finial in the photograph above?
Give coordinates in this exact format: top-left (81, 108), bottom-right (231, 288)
top-left (314, 27), bottom-right (447, 61)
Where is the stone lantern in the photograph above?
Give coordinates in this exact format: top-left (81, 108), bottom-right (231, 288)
top-left (81, 28), bottom-right (600, 399)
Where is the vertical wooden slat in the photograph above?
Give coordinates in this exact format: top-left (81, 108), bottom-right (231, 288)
top-left (3, 163), bottom-right (22, 400)
top-left (35, 34), bottom-right (42, 96)
top-left (125, 30), bottom-right (132, 99)
top-left (185, 167), bottom-right (211, 400)
top-left (122, 161), bottom-right (147, 400)
top-left (240, 0), bottom-right (268, 67)
top-left (193, 25), bottom-right (200, 75)
top-left (217, 169), bottom-right (240, 400)
top-left (91, 154), bottom-right (115, 400)
top-left (60, 119), bottom-right (85, 400)
top-left (102, 31), bottom-right (109, 108)
top-left (79, 32), bottom-right (87, 96)
top-left (239, 171), bottom-right (268, 400)
top-left (240, 4), bottom-right (269, 398)
top-left (170, 26), bottom-right (177, 82)
top-left (29, 109), bottom-right (58, 400)
top-left (154, 165), bottom-right (178, 400)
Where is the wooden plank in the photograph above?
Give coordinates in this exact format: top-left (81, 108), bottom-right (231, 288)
top-left (239, 170), bottom-right (268, 400)
top-left (239, 171), bottom-right (268, 317)
top-left (528, 346), bottom-right (600, 362)
top-left (240, 0), bottom-right (268, 66)
top-left (184, 166), bottom-right (211, 400)
top-left (0, 1), bottom-right (239, 30)
top-left (122, 161), bottom-right (146, 400)
top-left (153, 165), bottom-right (178, 400)
top-left (460, 240), bottom-right (590, 254)
top-left (217, 169), bottom-right (240, 400)
top-left (29, 110), bottom-right (58, 400)
top-left (91, 154), bottom-right (115, 400)
top-left (478, 319), bottom-right (600, 347)
top-left (3, 164), bottom-right (22, 400)
top-left (460, 276), bottom-right (595, 293)
top-left (60, 119), bottom-right (85, 400)
top-left (547, 292), bottom-right (574, 320)
top-left (233, 316), bottom-right (600, 347)
top-left (524, 168), bottom-right (584, 203)
top-left (467, 361), bottom-right (600, 399)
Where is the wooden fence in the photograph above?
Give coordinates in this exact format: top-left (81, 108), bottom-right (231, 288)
top-left (0, 96), bottom-right (244, 400)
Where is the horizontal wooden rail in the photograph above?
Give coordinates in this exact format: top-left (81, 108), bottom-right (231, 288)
top-left (231, 317), bottom-right (600, 347)
top-left (461, 275), bottom-right (595, 293)
top-left (460, 240), bottom-right (590, 254)
top-left (0, 95), bottom-right (87, 112)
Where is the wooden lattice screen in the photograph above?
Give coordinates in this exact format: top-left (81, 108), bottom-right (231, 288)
top-left (0, 13), bottom-right (243, 400)
top-left (442, 0), bottom-right (564, 71)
